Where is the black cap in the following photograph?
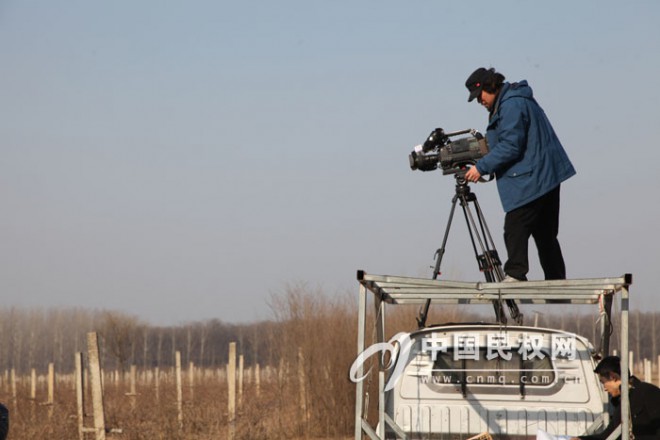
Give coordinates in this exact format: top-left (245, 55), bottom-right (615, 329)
top-left (465, 67), bottom-right (491, 102)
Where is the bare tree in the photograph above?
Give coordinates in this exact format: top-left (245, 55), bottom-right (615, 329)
top-left (199, 322), bottom-right (209, 367)
top-left (652, 314), bottom-right (657, 362)
top-left (186, 326), bottom-right (193, 364)
top-left (170, 327), bottom-right (177, 364)
top-left (157, 329), bottom-right (164, 367)
top-left (142, 327), bottom-right (149, 368)
top-left (99, 311), bottom-right (140, 371)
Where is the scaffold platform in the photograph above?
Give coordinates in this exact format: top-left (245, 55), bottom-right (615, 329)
top-left (353, 271), bottom-right (633, 440)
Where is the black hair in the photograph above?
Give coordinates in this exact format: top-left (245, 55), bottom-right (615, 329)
top-left (481, 68), bottom-right (506, 94)
top-left (594, 355), bottom-right (624, 379)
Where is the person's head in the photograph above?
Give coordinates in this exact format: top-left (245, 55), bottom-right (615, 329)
top-left (465, 67), bottom-right (505, 111)
top-left (594, 356), bottom-right (624, 397)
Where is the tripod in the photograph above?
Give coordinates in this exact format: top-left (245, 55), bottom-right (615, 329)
top-left (416, 174), bottom-right (523, 327)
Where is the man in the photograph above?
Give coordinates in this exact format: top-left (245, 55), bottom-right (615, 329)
top-left (464, 67), bottom-right (575, 282)
top-left (0, 402), bottom-right (7, 440)
top-left (572, 356), bottom-right (660, 439)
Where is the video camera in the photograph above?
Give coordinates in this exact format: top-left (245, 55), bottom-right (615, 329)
top-left (408, 128), bottom-right (489, 175)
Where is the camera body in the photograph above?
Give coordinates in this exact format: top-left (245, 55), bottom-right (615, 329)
top-left (409, 128), bottom-right (489, 175)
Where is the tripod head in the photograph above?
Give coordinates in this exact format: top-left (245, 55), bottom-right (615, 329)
top-left (452, 173), bottom-right (475, 200)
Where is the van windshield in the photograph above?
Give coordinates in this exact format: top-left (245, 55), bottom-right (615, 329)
top-left (432, 348), bottom-right (555, 386)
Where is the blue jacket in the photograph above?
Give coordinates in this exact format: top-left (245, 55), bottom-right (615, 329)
top-left (475, 81), bottom-right (576, 212)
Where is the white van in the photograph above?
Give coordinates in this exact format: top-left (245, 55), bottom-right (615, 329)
top-left (385, 323), bottom-right (608, 439)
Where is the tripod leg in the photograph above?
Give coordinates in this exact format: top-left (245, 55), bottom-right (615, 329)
top-left (492, 301), bottom-right (507, 325)
top-left (506, 300), bottom-right (523, 325)
top-left (471, 195), bottom-right (524, 325)
top-left (417, 195), bottom-right (460, 328)
top-left (458, 194), bottom-right (511, 325)
top-left (432, 194), bottom-right (460, 280)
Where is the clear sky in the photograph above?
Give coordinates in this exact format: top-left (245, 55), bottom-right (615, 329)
top-left (1, 1), bottom-right (659, 325)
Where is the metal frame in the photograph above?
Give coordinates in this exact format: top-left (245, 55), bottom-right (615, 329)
top-left (354, 271), bottom-right (633, 440)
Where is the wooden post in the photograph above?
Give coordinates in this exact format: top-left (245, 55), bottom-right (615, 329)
top-left (48, 362), bottom-right (55, 418)
top-left (238, 355), bottom-right (244, 408)
top-left (188, 361), bottom-right (194, 402)
top-left (175, 351), bottom-right (183, 431)
top-left (298, 347), bottom-right (309, 429)
top-left (129, 365), bottom-right (137, 395)
top-left (127, 365), bottom-right (137, 410)
top-left (629, 351), bottom-right (634, 375)
top-left (30, 368), bottom-right (37, 400)
top-left (10, 368), bottom-right (17, 415)
top-left (278, 358), bottom-right (285, 387)
top-left (155, 366), bottom-right (160, 402)
top-left (227, 342), bottom-right (236, 440)
top-left (255, 363), bottom-right (261, 397)
top-left (30, 367), bottom-right (37, 420)
top-left (87, 332), bottom-right (107, 440)
top-left (75, 352), bottom-right (85, 440)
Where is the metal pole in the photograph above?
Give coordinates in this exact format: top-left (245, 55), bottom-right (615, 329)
top-left (620, 286), bottom-right (630, 440)
top-left (355, 283), bottom-right (368, 440)
top-left (378, 371), bottom-right (385, 439)
top-left (376, 296), bottom-right (385, 439)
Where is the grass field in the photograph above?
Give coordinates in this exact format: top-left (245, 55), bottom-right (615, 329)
top-left (1, 368), bottom-right (354, 440)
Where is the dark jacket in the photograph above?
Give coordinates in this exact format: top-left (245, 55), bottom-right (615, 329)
top-left (475, 81), bottom-right (576, 212)
top-left (580, 376), bottom-right (660, 440)
top-left (0, 402), bottom-right (7, 440)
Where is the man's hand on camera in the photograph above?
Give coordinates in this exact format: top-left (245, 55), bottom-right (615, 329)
top-left (465, 165), bottom-right (481, 182)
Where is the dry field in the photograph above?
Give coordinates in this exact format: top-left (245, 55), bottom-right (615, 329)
top-left (1, 369), bottom-right (354, 440)
top-left (2, 288), bottom-right (658, 440)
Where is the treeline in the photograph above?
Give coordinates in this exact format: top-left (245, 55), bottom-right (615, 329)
top-left (1, 289), bottom-right (659, 376)
top-left (0, 306), bottom-right (277, 374)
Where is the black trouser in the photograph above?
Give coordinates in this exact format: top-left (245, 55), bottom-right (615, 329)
top-left (503, 185), bottom-right (565, 281)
